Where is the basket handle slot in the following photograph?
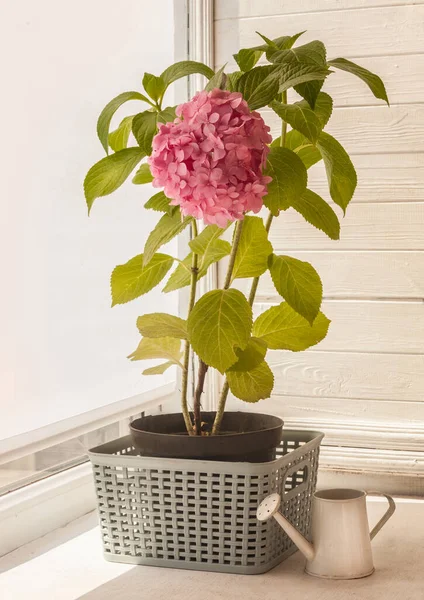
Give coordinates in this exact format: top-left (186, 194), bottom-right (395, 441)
top-left (282, 460), bottom-right (310, 500)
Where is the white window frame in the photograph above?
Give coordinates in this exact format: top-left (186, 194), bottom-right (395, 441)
top-left (0, 0), bottom-right (217, 556)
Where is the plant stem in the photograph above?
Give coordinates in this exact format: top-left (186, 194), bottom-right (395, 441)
top-left (193, 219), bottom-right (245, 435)
top-left (193, 360), bottom-right (208, 435)
top-left (181, 220), bottom-right (199, 434)
top-left (212, 106), bottom-right (288, 435)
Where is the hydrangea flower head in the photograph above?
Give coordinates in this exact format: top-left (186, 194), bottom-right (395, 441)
top-left (148, 89), bottom-right (272, 227)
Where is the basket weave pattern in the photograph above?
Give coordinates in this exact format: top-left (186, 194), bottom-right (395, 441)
top-left (89, 430), bottom-right (323, 574)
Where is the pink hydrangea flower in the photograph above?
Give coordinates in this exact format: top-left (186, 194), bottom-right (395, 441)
top-left (148, 89), bottom-right (272, 227)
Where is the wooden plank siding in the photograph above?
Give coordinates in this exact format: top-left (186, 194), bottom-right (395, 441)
top-left (213, 0), bottom-right (424, 479)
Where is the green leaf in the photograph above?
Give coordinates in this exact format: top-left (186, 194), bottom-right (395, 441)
top-left (312, 92), bottom-right (333, 127)
top-left (265, 32), bottom-right (306, 60)
top-left (263, 147), bottom-right (308, 214)
top-left (251, 31), bottom-right (305, 53)
top-left (269, 254), bottom-right (323, 324)
top-left (198, 239), bottom-right (232, 273)
top-left (142, 361), bottom-right (175, 375)
top-left (205, 65), bottom-right (227, 91)
top-left (272, 41), bottom-right (328, 107)
top-left (235, 65), bottom-right (281, 110)
top-left (270, 99), bottom-right (323, 144)
top-left (231, 216), bottom-right (273, 279)
top-left (328, 57), bottom-right (389, 105)
top-left (227, 337), bottom-right (267, 372)
top-left (144, 191), bottom-right (177, 215)
top-left (278, 61), bottom-right (331, 94)
top-left (273, 40), bottom-right (327, 67)
top-left (284, 130), bottom-right (322, 169)
top-left (111, 253), bottom-right (173, 306)
top-left (227, 71), bottom-right (243, 92)
top-left (160, 61), bottom-right (214, 87)
top-left (128, 337), bottom-right (183, 367)
top-left (189, 224), bottom-right (227, 255)
top-left (142, 73), bottom-right (166, 102)
top-left (143, 212), bottom-right (191, 266)
top-left (97, 91), bottom-right (151, 154)
top-left (227, 361), bottom-right (274, 402)
top-left (84, 148), bottom-right (145, 213)
top-left (295, 80), bottom-right (324, 110)
top-left (253, 303), bottom-right (330, 351)
top-left (256, 32), bottom-right (279, 49)
top-left (108, 116), bottom-right (134, 152)
top-left (316, 132), bottom-right (357, 213)
top-left (158, 106), bottom-right (177, 124)
top-left (136, 313), bottom-right (187, 339)
top-left (187, 289), bottom-right (252, 373)
top-left (162, 254), bottom-right (192, 293)
top-left (290, 189), bottom-right (340, 240)
top-left (233, 48), bottom-right (262, 72)
top-left (164, 238), bottom-right (231, 293)
top-left (132, 110), bottom-right (158, 155)
top-left (132, 163), bottom-right (153, 184)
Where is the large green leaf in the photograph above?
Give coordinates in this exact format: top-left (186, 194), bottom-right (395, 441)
top-left (143, 212), bottom-right (192, 266)
top-left (162, 254), bottom-right (192, 293)
top-left (272, 41), bottom-right (328, 108)
top-left (316, 132), bottom-right (357, 213)
top-left (142, 361), bottom-right (175, 376)
top-left (108, 116), bottom-right (134, 152)
top-left (142, 73), bottom-right (166, 103)
top-left (253, 303), bottom-right (330, 351)
top-left (279, 130), bottom-right (322, 169)
top-left (132, 163), bottom-right (153, 184)
top-left (227, 71), bottom-right (243, 92)
top-left (160, 61), bottom-right (214, 87)
top-left (235, 65), bottom-right (281, 110)
top-left (132, 111), bottom-right (158, 155)
top-left (328, 58), bottom-right (389, 105)
top-left (263, 147), bottom-right (308, 214)
top-left (205, 65), bottom-right (227, 91)
top-left (269, 254), bottom-right (323, 324)
top-left (227, 361), bottom-right (274, 402)
top-left (233, 48), bottom-right (262, 72)
top-left (187, 289), bottom-right (252, 373)
top-left (227, 337), bottom-right (267, 372)
top-left (128, 337), bottom-right (183, 367)
top-left (278, 61), bottom-right (330, 94)
top-left (84, 148), bottom-right (145, 213)
top-left (270, 99), bottom-right (323, 144)
top-left (189, 225), bottom-right (227, 255)
top-left (97, 91), bottom-right (151, 154)
top-left (231, 216), bottom-right (273, 279)
top-left (136, 313), bottom-right (187, 339)
top-left (111, 253), bottom-right (173, 306)
top-left (144, 191), bottom-right (177, 215)
top-left (272, 40), bottom-right (327, 66)
top-left (312, 92), bottom-right (333, 127)
top-left (290, 189), bottom-right (340, 240)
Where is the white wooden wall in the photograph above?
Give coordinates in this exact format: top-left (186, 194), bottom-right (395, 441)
top-left (214, 0), bottom-right (424, 491)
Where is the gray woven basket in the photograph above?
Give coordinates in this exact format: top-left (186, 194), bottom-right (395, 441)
top-left (88, 429), bottom-right (324, 575)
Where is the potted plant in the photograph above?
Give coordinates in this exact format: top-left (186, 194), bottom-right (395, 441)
top-left (84, 31), bottom-right (388, 463)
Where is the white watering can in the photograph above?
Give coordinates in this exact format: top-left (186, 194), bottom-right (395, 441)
top-left (257, 488), bottom-right (396, 579)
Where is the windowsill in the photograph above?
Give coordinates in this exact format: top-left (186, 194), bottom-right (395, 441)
top-left (1, 496), bottom-right (423, 599)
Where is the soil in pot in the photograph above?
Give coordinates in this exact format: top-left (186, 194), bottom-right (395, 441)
top-left (130, 411), bottom-right (283, 462)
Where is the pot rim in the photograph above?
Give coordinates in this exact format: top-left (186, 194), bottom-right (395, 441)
top-left (130, 411), bottom-right (283, 439)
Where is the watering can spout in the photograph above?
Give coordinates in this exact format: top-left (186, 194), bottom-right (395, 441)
top-left (256, 493), bottom-right (315, 561)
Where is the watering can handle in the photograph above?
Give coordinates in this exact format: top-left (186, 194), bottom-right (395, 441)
top-left (366, 491), bottom-right (396, 540)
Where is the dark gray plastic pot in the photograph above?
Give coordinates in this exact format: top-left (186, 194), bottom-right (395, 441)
top-left (129, 411), bottom-right (283, 462)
